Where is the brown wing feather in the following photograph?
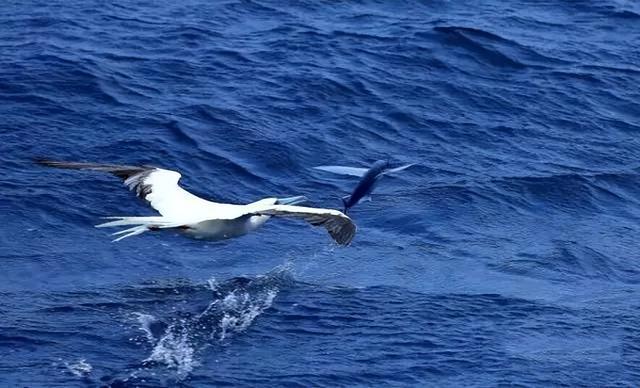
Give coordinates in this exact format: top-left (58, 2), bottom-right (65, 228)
top-left (251, 205), bottom-right (356, 246)
top-left (36, 159), bottom-right (158, 202)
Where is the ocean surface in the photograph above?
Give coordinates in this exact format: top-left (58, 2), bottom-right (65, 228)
top-left (2, 1), bottom-right (640, 386)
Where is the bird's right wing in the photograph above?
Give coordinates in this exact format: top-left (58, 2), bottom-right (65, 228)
top-left (247, 204), bottom-right (357, 245)
top-left (312, 165), bottom-right (369, 177)
top-left (36, 160), bottom-right (222, 219)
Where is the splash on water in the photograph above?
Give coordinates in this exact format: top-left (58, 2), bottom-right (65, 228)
top-left (218, 287), bottom-right (278, 341)
top-left (65, 359), bottom-right (92, 377)
top-left (133, 265), bottom-right (291, 378)
top-left (144, 320), bottom-right (198, 377)
top-left (135, 312), bottom-right (159, 343)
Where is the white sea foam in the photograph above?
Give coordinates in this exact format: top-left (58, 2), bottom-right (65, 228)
top-left (144, 321), bottom-right (198, 378)
top-left (135, 267), bottom-right (287, 378)
top-left (218, 288), bottom-right (277, 341)
top-left (134, 312), bottom-right (158, 343)
top-left (65, 359), bottom-right (92, 377)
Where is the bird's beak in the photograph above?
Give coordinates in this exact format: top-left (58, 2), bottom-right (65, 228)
top-left (277, 195), bottom-right (307, 205)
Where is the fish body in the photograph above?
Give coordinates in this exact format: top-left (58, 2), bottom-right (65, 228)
top-left (341, 160), bottom-right (389, 212)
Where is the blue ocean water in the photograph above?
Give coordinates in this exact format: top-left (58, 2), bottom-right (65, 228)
top-left (2, 0), bottom-right (640, 386)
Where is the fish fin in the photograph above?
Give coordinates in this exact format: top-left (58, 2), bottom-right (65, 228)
top-left (313, 165), bottom-right (368, 177)
top-left (382, 163), bottom-right (416, 176)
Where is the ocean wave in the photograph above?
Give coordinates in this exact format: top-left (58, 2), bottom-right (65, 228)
top-left (3, 0), bottom-right (640, 386)
top-left (489, 241), bottom-right (640, 284)
top-left (433, 25), bottom-right (569, 69)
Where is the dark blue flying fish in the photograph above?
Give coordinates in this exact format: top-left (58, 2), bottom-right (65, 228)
top-left (313, 160), bottom-right (415, 213)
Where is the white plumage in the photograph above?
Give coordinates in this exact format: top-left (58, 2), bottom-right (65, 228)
top-left (38, 160), bottom-right (356, 245)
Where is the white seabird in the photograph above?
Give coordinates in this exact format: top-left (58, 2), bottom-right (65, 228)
top-left (37, 160), bottom-right (356, 245)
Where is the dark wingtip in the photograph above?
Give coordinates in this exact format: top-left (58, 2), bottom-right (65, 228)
top-left (34, 158), bottom-right (65, 167)
top-left (33, 160), bottom-right (154, 185)
top-left (33, 159), bottom-right (87, 169)
top-left (336, 221), bottom-right (356, 246)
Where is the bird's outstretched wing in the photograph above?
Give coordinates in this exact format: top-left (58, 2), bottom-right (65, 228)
top-left (312, 165), bottom-right (369, 177)
top-left (247, 204), bottom-right (356, 245)
top-left (36, 160), bottom-right (221, 219)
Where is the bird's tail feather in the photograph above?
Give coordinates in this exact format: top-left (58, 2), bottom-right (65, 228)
top-left (96, 216), bottom-right (185, 241)
top-left (96, 216), bottom-right (168, 228)
top-left (111, 225), bottom-right (149, 242)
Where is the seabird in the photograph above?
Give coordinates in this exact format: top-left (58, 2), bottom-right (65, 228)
top-left (37, 160), bottom-right (356, 245)
top-left (313, 160), bottom-right (415, 213)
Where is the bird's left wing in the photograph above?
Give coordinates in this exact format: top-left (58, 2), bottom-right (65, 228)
top-left (36, 160), bottom-right (221, 219)
top-left (246, 204), bottom-right (356, 245)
